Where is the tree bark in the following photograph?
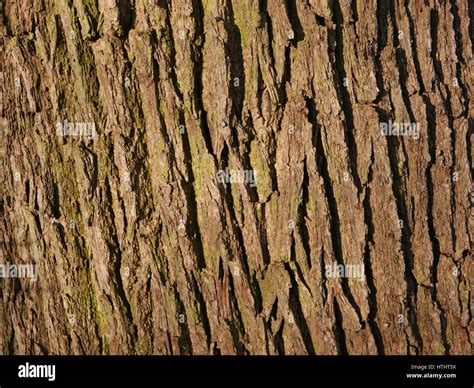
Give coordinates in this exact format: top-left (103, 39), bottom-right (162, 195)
top-left (0, 0), bottom-right (472, 355)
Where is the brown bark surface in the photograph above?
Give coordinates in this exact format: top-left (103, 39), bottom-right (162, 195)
top-left (0, 0), bottom-right (473, 355)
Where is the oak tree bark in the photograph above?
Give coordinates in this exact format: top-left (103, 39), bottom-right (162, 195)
top-left (1, 0), bottom-right (473, 355)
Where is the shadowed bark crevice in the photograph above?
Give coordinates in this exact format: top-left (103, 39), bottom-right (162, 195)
top-left (377, 107), bottom-right (423, 353)
top-left (362, 143), bottom-right (385, 355)
top-left (224, 0), bottom-right (245, 120)
top-left (227, 267), bottom-right (250, 355)
top-left (330, 0), bottom-right (362, 194)
top-left (333, 298), bottom-right (348, 355)
top-left (283, 0), bottom-right (304, 46)
top-left (191, 0), bottom-right (218, 160)
top-left (284, 262), bottom-right (316, 355)
top-left (297, 158), bottom-right (312, 270)
top-left (308, 95), bottom-right (364, 328)
top-left (173, 285), bottom-right (194, 355)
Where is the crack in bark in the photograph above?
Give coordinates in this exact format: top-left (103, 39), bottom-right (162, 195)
top-left (283, 0), bottom-right (304, 46)
top-left (191, 0), bottom-right (218, 160)
top-left (297, 157), bottom-right (312, 270)
top-left (173, 284), bottom-right (194, 354)
top-left (103, 177), bottom-right (138, 352)
top-left (224, 0), bottom-right (245, 121)
top-left (284, 262), bottom-right (316, 355)
top-left (308, 96), bottom-right (364, 330)
top-left (330, 0), bottom-right (362, 195)
top-left (362, 142), bottom-right (385, 355)
top-left (333, 297), bottom-right (348, 355)
top-left (378, 107), bottom-right (423, 353)
top-left (227, 267), bottom-right (250, 355)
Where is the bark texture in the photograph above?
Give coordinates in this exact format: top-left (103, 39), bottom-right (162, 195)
top-left (0, 0), bottom-right (473, 355)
